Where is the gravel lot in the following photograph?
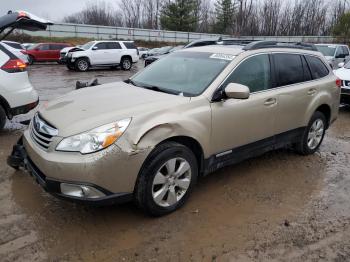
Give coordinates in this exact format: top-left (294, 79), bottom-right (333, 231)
top-left (0, 63), bottom-right (350, 261)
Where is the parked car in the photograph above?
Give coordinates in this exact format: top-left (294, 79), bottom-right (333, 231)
top-left (65, 40), bottom-right (139, 71)
top-left (22, 43), bottom-right (35, 49)
top-left (23, 42), bottom-right (72, 64)
top-left (1, 40), bottom-right (28, 63)
top-left (144, 46), bottom-right (175, 66)
top-left (8, 41), bottom-right (340, 216)
top-left (138, 47), bottom-right (149, 59)
top-left (0, 10), bottom-right (51, 130)
top-left (334, 61), bottom-right (350, 105)
top-left (315, 44), bottom-right (350, 69)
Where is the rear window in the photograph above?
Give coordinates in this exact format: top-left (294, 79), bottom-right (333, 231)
top-left (4, 42), bottom-right (23, 50)
top-left (273, 54), bottom-right (304, 87)
top-left (123, 42), bottom-right (137, 49)
top-left (305, 55), bottom-right (329, 79)
top-left (107, 42), bottom-right (121, 49)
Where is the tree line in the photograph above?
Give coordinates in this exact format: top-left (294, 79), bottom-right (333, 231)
top-left (63, 0), bottom-right (349, 36)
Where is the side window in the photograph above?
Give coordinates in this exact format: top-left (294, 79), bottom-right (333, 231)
top-left (49, 44), bottom-right (59, 50)
top-left (94, 43), bottom-right (108, 50)
top-left (336, 47), bottom-right (346, 58)
top-left (301, 56), bottom-right (312, 82)
top-left (123, 42), bottom-right (136, 49)
top-left (223, 54), bottom-right (271, 93)
top-left (39, 44), bottom-right (50, 51)
top-left (342, 46), bottom-right (349, 57)
top-left (305, 55), bottom-right (329, 79)
top-left (107, 42), bottom-right (121, 49)
top-left (273, 54), bottom-right (304, 87)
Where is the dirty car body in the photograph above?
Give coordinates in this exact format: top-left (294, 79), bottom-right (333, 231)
top-left (8, 42), bottom-right (340, 216)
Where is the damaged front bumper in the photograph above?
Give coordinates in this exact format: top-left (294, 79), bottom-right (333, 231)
top-left (7, 137), bottom-right (133, 205)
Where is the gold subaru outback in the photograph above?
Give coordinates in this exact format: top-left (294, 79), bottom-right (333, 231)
top-left (8, 41), bottom-right (341, 216)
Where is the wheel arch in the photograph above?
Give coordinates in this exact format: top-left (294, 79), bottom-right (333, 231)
top-left (0, 95), bottom-right (11, 118)
top-left (314, 104), bottom-right (331, 129)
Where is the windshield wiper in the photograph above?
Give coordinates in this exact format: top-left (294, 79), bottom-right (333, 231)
top-left (125, 78), bottom-right (139, 87)
top-left (141, 85), bottom-right (180, 95)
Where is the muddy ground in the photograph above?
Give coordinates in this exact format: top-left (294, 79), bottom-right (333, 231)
top-left (0, 63), bottom-right (350, 262)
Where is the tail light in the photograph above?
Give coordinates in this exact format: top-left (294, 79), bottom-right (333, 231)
top-left (1, 59), bottom-right (27, 73)
top-left (336, 79), bottom-right (342, 88)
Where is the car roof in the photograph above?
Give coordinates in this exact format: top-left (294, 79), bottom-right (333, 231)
top-left (316, 44), bottom-right (348, 47)
top-left (181, 45), bottom-right (245, 56)
top-left (180, 44), bottom-right (323, 57)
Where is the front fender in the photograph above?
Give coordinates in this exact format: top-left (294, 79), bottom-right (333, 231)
top-left (125, 98), bottom-right (212, 157)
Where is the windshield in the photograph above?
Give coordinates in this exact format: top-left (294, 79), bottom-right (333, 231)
top-left (131, 51), bottom-right (232, 96)
top-left (81, 41), bottom-right (94, 50)
top-left (316, 45), bottom-right (337, 57)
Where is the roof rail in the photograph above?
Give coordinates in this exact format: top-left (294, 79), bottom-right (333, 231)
top-left (242, 40), bottom-right (318, 51)
top-left (220, 39), bottom-right (258, 46)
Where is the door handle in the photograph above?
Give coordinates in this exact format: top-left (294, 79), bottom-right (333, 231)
top-left (307, 88), bottom-right (317, 95)
top-left (264, 98), bottom-right (277, 106)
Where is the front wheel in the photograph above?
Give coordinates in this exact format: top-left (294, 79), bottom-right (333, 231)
top-left (75, 58), bottom-right (90, 72)
top-left (295, 111), bottom-right (326, 155)
top-left (121, 57), bottom-right (132, 70)
top-left (135, 142), bottom-right (198, 216)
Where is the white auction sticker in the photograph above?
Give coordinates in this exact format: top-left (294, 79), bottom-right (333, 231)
top-left (210, 53), bottom-right (235, 61)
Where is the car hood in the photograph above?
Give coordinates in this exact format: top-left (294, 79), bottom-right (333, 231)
top-left (334, 67), bottom-right (350, 80)
top-left (39, 81), bottom-right (190, 137)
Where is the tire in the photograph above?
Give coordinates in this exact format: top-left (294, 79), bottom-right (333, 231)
top-left (0, 106), bottom-right (7, 130)
top-left (27, 55), bottom-right (34, 65)
top-left (75, 58), bottom-right (90, 72)
top-left (121, 57), bottom-right (132, 71)
top-left (135, 142), bottom-right (198, 216)
top-left (295, 111), bottom-right (327, 155)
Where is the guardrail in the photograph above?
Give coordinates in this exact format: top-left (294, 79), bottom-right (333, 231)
top-left (25, 22), bottom-right (336, 43)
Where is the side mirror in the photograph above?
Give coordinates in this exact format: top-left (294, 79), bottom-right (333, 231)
top-left (338, 62), bottom-right (345, 68)
top-left (225, 83), bottom-right (250, 99)
top-left (92, 46), bottom-right (98, 50)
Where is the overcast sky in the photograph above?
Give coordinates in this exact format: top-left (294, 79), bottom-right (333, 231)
top-left (0, 0), bottom-right (116, 22)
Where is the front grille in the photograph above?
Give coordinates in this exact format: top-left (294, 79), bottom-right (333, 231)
top-left (60, 52), bottom-right (66, 59)
top-left (30, 114), bottom-right (58, 150)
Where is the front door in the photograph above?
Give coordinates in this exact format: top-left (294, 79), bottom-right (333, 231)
top-left (90, 42), bottom-right (111, 65)
top-left (211, 54), bottom-right (278, 155)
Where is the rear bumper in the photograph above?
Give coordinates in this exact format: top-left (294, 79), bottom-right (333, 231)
top-left (341, 87), bottom-right (350, 104)
top-left (9, 99), bottom-right (39, 118)
top-left (7, 137), bottom-right (133, 206)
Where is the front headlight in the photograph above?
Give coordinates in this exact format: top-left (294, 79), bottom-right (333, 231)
top-left (56, 118), bottom-right (131, 154)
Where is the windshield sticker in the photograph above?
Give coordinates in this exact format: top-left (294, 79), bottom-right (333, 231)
top-left (210, 53), bottom-right (235, 61)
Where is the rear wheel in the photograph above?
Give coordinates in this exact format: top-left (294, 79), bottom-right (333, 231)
top-left (295, 111), bottom-right (326, 155)
top-left (135, 142), bottom-right (198, 216)
top-left (0, 106), bottom-right (7, 130)
top-left (75, 58), bottom-right (89, 72)
top-left (121, 57), bottom-right (132, 70)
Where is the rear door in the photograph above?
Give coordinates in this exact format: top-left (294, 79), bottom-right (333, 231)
top-left (36, 43), bottom-right (50, 60)
top-left (106, 42), bottom-right (122, 64)
top-left (272, 53), bottom-right (327, 139)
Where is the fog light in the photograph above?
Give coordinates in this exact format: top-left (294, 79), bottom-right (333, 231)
top-left (60, 183), bottom-right (106, 199)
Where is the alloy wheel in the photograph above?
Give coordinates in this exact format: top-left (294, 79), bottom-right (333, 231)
top-left (307, 119), bottom-right (325, 150)
top-left (152, 158), bottom-right (192, 207)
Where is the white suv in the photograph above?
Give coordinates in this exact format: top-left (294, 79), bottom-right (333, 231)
top-left (66, 41), bottom-right (139, 71)
top-left (0, 10), bottom-right (51, 130)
